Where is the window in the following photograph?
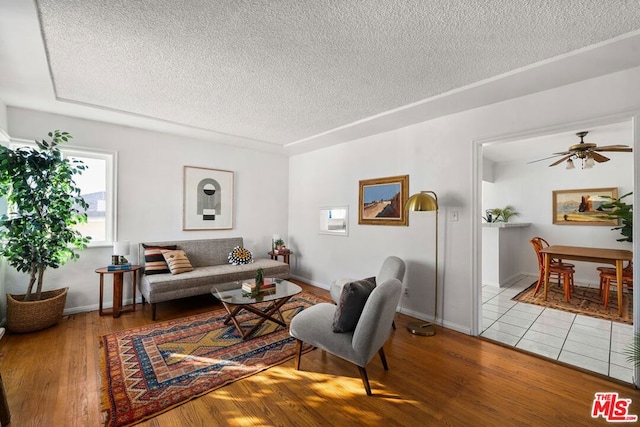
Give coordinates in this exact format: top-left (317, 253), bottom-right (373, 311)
top-left (66, 149), bottom-right (116, 246)
top-left (319, 206), bottom-right (348, 236)
top-left (9, 140), bottom-right (116, 247)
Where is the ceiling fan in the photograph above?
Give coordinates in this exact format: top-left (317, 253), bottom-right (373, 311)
top-left (530, 131), bottom-right (632, 169)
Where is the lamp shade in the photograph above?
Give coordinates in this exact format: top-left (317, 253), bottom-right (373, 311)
top-left (584, 156), bottom-right (595, 169)
top-left (406, 191), bottom-right (438, 212)
top-left (113, 241), bottom-right (130, 256)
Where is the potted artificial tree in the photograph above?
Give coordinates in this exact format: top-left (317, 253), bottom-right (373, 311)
top-left (0, 130), bottom-right (90, 333)
top-left (600, 192), bottom-right (637, 367)
top-left (601, 192), bottom-right (632, 242)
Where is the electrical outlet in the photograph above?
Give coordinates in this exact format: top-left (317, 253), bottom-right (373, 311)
top-left (403, 288), bottom-right (409, 296)
top-left (451, 210), bottom-right (459, 221)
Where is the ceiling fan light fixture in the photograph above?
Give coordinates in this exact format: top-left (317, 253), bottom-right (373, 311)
top-left (584, 156), bottom-right (595, 169)
top-left (533, 129), bottom-right (631, 169)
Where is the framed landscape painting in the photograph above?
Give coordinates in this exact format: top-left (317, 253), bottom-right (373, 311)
top-left (183, 166), bottom-right (234, 230)
top-left (358, 175), bottom-right (409, 226)
top-left (552, 187), bottom-right (618, 226)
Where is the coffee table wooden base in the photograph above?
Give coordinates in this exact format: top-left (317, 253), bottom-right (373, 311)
top-left (220, 295), bottom-right (294, 339)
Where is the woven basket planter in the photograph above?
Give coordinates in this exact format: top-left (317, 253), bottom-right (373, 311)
top-left (6, 288), bottom-right (68, 333)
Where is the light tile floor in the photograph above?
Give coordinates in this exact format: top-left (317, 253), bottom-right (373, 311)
top-left (480, 274), bottom-right (635, 384)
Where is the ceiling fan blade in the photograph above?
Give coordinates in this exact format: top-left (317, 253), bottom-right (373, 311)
top-left (527, 154), bottom-right (566, 164)
top-left (549, 154), bottom-right (573, 167)
top-left (594, 146), bottom-right (632, 152)
top-left (593, 144), bottom-right (630, 149)
top-left (552, 151), bottom-right (571, 155)
top-left (590, 152), bottom-right (610, 163)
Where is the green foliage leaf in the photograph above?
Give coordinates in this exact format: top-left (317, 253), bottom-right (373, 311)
top-left (601, 192), bottom-right (633, 243)
top-left (484, 205), bottom-right (520, 223)
top-left (624, 333), bottom-right (640, 368)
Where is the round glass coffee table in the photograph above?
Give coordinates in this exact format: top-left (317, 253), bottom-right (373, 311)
top-left (212, 278), bottom-right (301, 339)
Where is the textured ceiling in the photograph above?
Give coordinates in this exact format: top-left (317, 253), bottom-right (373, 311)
top-left (2, 1), bottom-right (640, 154)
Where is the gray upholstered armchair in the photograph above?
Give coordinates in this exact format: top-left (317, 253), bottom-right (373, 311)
top-left (329, 256), bottom-right (406, 303)
top-left (290, 278), bottom-right (402, 395)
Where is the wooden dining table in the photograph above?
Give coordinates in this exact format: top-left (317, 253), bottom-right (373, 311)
top-left (540, 245), bottom-right (633, 316)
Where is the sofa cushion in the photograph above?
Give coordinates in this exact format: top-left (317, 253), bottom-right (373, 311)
top-left (332, 277), bottom-right (376, 333)
top-left (142, 244), bottom-right (177, 275)
top-left (228, 246), bottom-right (253, 265)
top-left (162, 249), bottom-right (194, 275)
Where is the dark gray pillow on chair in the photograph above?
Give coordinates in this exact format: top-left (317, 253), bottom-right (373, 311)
top-left (332, 277), bottom-right (376, 333)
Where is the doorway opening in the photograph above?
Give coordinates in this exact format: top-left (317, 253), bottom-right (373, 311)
top-left (475, 117), bottom-right (636, 383)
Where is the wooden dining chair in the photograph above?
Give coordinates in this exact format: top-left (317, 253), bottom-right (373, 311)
top-left (597, 261), bottom-right (632, 295)
top-left (530, 237), bottom-right (575, 302)
top-left (598, 261), bottom-right (633, 309)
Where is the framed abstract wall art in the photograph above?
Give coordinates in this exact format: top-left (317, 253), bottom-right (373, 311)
top-left (183, 166), bottom-right (234, 230)
top-left (552, 187), bottom-right (618, 226)
top-left (358, 175), bottom-right (409, 226)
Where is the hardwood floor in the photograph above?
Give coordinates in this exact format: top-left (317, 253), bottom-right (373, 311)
top-left (1, 281), bottom-right (639, 426)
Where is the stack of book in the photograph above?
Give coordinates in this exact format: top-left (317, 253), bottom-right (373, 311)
top-left (241, 282), bottom-right (256, 293)
top-left (107, 263), bottom-right (132, 271)
top-left (241, 280), bottom-right (276, 293)
top-left (261, 280), bottom-right (276, 293)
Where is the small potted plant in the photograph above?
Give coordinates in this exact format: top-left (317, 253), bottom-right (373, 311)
top-left (274, 238), bottom-right (285, 253)
top-left (253, 268), bottom-right (264, 296)
top-left (484, 205), bottom-right (520, 223)
top-left (0, 130), bottom-right (91, 333)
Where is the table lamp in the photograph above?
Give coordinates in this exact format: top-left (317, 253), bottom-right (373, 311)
top-left (112, 241), bottom-right (130, 265)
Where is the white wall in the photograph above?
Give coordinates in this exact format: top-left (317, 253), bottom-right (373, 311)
top-left (483, 150), bottom-right (633, 286)
top-left (4, 108), bottom-right (290, 314)
top-left (0, 100), bottom-right (6, 131)
top-left (289, 66), bottom-right (640, 334)
top-left (482, 224), bottom-right (531, 286)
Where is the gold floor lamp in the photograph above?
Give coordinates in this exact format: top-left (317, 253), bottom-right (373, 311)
top-left (405, 190), bottom-right (439, 336)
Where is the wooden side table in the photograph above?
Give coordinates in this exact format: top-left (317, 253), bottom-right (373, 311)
top-left (268, 251), bottom-right (292, 264)
top-left (95, 265), bottom-right (142, 318)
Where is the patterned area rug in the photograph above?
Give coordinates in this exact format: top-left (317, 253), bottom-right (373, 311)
top-left (512, 281), bottom-right (632, 324)
top-left (100, 292), bottom-right (325, 427)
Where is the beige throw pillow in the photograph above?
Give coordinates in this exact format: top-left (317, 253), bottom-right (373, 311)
top-left (161, 249), bottom-right (194, 275)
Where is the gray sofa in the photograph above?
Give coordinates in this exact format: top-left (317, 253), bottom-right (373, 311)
top-left (138, 237), bottom-right (290, 320)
